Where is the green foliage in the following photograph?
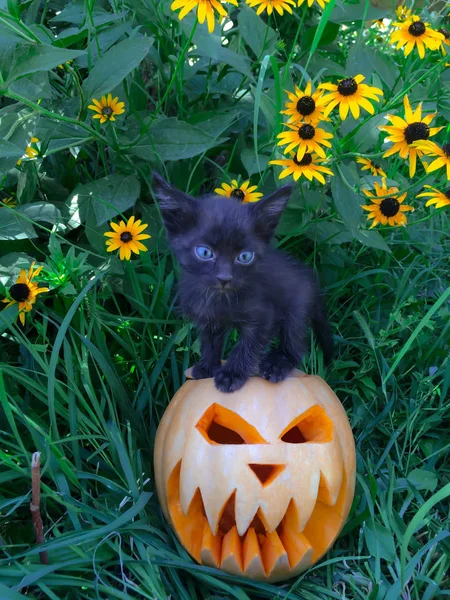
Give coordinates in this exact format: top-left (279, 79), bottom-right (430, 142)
top-left (0, 0), bottom-right (449, 598)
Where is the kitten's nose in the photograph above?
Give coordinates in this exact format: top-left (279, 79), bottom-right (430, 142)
top-left (217, 275), bottom-right (232, 288)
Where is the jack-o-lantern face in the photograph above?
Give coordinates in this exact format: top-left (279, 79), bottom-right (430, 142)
top-left (154, 371), bottom-right (356, 582)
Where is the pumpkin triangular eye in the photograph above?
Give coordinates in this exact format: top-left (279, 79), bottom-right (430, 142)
top-left (196, 404), bottom-right (267, 445)
top-left (280, 405), bottom-right (333, 443)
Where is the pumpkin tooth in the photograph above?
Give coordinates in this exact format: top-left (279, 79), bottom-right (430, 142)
top-left (261, 530), bottom-right (290, 576)
top-left (278, 529), bottom-right (313, 571)
top-left (243, 527), bottom-right (265, 578)
top-left (317, 467), bottom-right (343, 506)
top-left (289, 469), bottom-right (321, 532)
top-left (200, 519), bottom-right (221, 568)
top-left (221, 526), bottom-right (243, 574)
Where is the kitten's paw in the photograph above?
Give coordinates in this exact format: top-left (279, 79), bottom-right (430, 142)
top-left (192, 362), bottom-right (217, 380)
top-left (259, 353), bottom-right (293, 383)
top-left (214, 368), bottom-right (248, 393)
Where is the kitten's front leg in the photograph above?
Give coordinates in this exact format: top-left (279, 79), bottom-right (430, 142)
top-left (215, 325), bottom-right (269, 393)
top-left (192, 326), bottom-right (225, 380)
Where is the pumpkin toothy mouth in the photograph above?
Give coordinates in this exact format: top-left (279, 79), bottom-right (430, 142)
top-left (167, 460), bottom-right (348, 580)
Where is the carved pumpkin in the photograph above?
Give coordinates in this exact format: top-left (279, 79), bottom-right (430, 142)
top-left (154, 370), bottom-right (356, 582)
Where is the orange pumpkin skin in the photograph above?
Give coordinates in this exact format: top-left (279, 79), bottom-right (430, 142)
top-left (154, 370), bottom-right (356, 582)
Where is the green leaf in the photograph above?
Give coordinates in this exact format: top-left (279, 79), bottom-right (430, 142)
top-left (75, 21), bottom-right (134, 69)
top-left (241, 149), bottom-right (270, 177)
top-left (364, 521), bottom-right (396, 562)
top-left (130, 117), bottom-right (226, 162)
top-left (65, 173), bottom-right (140, 227)
top-left (0, 209), bottom-right (38, 240)
top-left (346, 45), bottom-right (400, 91)
top-left (82, 36), bottom-right (153, 101)
top-left (7, 45), bottom-right (85, 83)
top-left (406, 469), bottom-right (438, 492)
top-left (353, 228), bottom-right (391, 252)
top-left (302, 21), bottom-right (340, 51)
top-left (237, 6), bottom-right (278, 58)
top-left (0, 252), bottom-right (38, 286)
top-left (330, 0), bottom-right (387, 23)
top-left (9, 71), bottom-right (52, 102)
top-left (17, 202), bottom-right (62, 226)
top-left (0, 139), bottom-right (24, 160)
top-left (35, 121), bottom-right (92, 152)
top-left (187, 111), bottom-right (240, 138)
top-left (330, 165), bottom-right (362, 234)
top-left (16, 163), bottom-right (38, 204)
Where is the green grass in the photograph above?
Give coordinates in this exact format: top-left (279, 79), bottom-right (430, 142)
top-left (1, 0), bottom-right (450, 598)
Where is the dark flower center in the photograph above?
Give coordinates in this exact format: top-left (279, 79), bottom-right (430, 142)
top-left (373, 163), bottom-right (380, 169)
top-left (445, 189), bottom-right (450, 199)
top-left (102, 107), bottom-right (113, 117)
top-left (298, 124), bottom-right (315, 140)
top-left (120, 231), bottom-right (133, 242)
top-left (404, 122), bottom-right (430, 144)
top-left (9, 283), bottom-right (30, 302)
top-left (442, 143), bottom-right (450, 157)
top-left (438, 28), bottom-right (450, 39)
top-left (293, 153), bottom-right (313, 166)
top-left (408, 21), bottom-right (426, 37)
top-left (380, 197), bottom-right (400, 217)
top-left (296, 96), bottom-right (316, 116)
top-left (337, 77), bottom-right (358, 96)
top-left (230, 188), bottom-right (245, 201)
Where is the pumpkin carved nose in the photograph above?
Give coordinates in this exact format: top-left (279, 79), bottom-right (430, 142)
top-left (248, 464), bottom-right (286, 487)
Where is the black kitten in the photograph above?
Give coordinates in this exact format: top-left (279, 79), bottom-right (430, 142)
top-left (153, 173), bottom-right (334, 393)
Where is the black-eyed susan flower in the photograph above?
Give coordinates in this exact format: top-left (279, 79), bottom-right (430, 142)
top-left (362, 181), bottom-right (414, 228)
top-left (438, 28), bottom-right (450, 53)
top-left (356, 157), bottom-right (387, 178)
top-left (17, 137), bottom-right (39, 166)
top-left (379, 95), bottom-right (443, 178)
top-left (1, 196), bottom-right (16, 207)
top-left (417, 185), bottom-right (450, 209)
top-left (171, 0), bottom-right (238, 33)
top-left (246, 0), bottom-right (295, 16)
top-left (281, 81), bottom-right (330, 126)
top-left (298, 0), bottom-right (330, 8)
top-left (2, 262), bottom-right (48, 326)
top-left (88, 94), bottom-right (125, 124)
top-left (413, 140), bottom-right (450, 179)
top-left (270, 152), bottom-right (333, 184)
top-left (319, 75), bottom-right (383, 120)
top-left (277, 123), bottom-right (333, 161)
top-left (215, 179), bottom-right (263, 203)
top-left (395, 4), bottom-right (412, 20)
top-left (104, 216), bottom-right (151, 261)
top-left (390, 16), bottom-right (444, 58)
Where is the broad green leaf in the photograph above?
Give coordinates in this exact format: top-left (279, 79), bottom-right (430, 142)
top-left (75, 21), bottom-right (133, 69)
top-left (65, 173), bottom-right (140, 227)
top-left (330, 165), bottom-right (362, 234)
top-left (302, 21), bottom-right (340, 51)
top-left (353, 228), bottom-right (391, 252)
top-left (364, 520), bottom-right (396, 562)
top-left (187, 111), bottom-right (240, 137)
top-left (7, 45), bottom-right (86, 82)
top-left (35, 122), bottom-right (92, 152)
top-left (17, 202), bottom-right (62, 226)
top-left (407, 469), bottom-right (438, 492)
top-left (346, 45), bottom-right (400, 91)
top-left (82, 36), bottom-right (153, 100)
top-left (0, 208), bottom-right (38, 240)
top-left (16, 163), bottom-right (37, 204)
top-left (9, 71), bottom-right (52, 102)
top-left (0, 139), bottom-right (23, 160)
top-left (237, 7), bottom-right (278, 58)
top-left (0, 252), bottom-right (38, 286)
top-left (130, 117), bottom-right (227, 162)
top-left (330, 0), bottom-right (388, 23)
top-left (241, 149), bottom-right (270, 177)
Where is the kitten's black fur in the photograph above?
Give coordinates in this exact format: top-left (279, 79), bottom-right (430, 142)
top-left (153, 173), bottom-right (334, 393)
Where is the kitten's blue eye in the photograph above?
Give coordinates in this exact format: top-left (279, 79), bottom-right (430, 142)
top-left (236, 251), bottom-right (255, 264)
top-left (195, 246), bottom-right (214, 260)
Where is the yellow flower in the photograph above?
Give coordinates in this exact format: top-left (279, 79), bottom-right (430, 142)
top-left (390, 16), bottom-right (444, 58)
top-left (270, 152), bottom-right (333, 184)
top-left (88, 94), bottom-right (125, 124)
top-left (412, 140), bottom-right (450, 180)
top-left (281, 81), bottom-right (330, 126)
top-left (372, 19), bottom-right (388, 31)
top-left (277, 123), bottom-right (333, 161)
top-left (417, 185), bottom-right (450, 209)
top-left (319, 75), bottom-right (383, 120)
top-left (104, 216), bottom-right (151, 261)
top-left (215, 179), bottom-right (263, 203)
top-left (361, 181), bottom-right (414, 228)
top-left (395, 5), bottom-right (412, 20)
top-left (356, 157), bottom-right (387, 178)
top-left (170, 0), bottom-right (238, 33)
top-left (58, 59), bottom-right (73, 69)
top-left (438, 27), bottom-right (450, 54)
top-left (298, 0), bottom-right (330, 9)
top-left (1, 196), bottom-right (16, 207)
top-left (245, 0), bottom-right (296, 16)
top-left (17, 137), bottom-right (39, 166)
top-left (378, 95), bottom-right (443, 178)
top-left (2, 262), bottom-right (49, 326)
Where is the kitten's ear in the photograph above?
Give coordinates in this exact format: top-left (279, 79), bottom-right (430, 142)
top-left (152, 172), bottom-right (198, 235)
top-left (249, 185), bottom-right (292, 241)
